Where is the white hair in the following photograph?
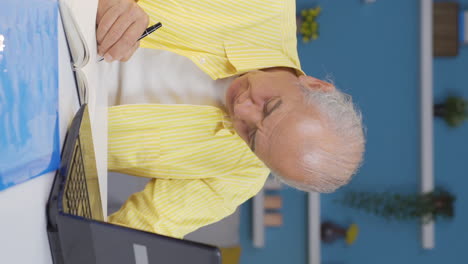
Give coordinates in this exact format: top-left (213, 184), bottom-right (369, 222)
top-left (273, 84), bottom-right (365, 193)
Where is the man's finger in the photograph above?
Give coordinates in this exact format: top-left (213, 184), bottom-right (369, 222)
top-left (96, 3), bottom-right (129, 48)
top-left (121, 41), bottom-right (140, 62)
top-left (103, 19), bottom-right (147, 61)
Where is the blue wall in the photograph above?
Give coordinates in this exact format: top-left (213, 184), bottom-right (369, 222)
top-left (240, 0), bottom-right (467, 263)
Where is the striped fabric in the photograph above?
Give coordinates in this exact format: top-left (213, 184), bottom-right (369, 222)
top-left (108, 104), bottom-right (270, 238)
top-left (138, 0), bottom-right (303, 79)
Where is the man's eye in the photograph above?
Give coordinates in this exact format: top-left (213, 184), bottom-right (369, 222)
top-left (263, 97), bottom-right (281, 116)
top-left (263, 98), bottom-right (275, 115)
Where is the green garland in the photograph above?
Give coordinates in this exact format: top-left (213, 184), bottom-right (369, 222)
top-left (338, 188), bottom-right (455, 223)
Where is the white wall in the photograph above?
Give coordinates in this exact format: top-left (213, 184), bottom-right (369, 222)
top-left (0, 18), bottom-right (79, 263)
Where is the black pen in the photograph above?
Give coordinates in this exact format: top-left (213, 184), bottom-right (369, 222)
top-left (137, 22), bottom-right (162, 41)
top-left (98, 22), bottom-right (163, 62)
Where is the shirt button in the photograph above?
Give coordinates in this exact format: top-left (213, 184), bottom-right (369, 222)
top-left (199, 57), bottom-right (206, 64)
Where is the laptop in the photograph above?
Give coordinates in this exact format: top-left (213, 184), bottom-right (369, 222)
top-left (46, 104), bottom-right (221, 264)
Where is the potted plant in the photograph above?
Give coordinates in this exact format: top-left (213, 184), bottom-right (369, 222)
top-left (434, 95), bottom-right (468, 127)
top-left (297, 7), bottom-right (321, 43)
top-left (337, 188), bottom-right (455, 223)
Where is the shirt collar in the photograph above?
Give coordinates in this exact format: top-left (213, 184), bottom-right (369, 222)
top-left (223, 38), bottom-right (304, 76)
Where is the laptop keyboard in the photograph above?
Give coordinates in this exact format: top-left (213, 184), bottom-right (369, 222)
top-left (63, 137), bottom-right (93, 219)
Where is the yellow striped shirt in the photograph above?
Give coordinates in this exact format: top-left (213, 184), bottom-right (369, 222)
top-left (108, 104), bottom-right (270, 238)
top-left (138, 0), bottom-right (303, 79)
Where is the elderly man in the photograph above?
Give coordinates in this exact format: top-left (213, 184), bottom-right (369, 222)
top-left (98, 0), bottom-right (365, 238)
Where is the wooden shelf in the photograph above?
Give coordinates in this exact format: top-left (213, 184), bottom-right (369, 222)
top-left (433, 2), bottom-right (459, 56)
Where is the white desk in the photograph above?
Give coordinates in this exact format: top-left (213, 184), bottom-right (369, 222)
top-left (0, 5), bottom-right (107, 263)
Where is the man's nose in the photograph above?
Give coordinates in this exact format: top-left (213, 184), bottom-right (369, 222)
top-left (233, 96), bottom-right (262, 127)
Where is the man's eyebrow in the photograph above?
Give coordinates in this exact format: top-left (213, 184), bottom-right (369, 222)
top-left (263, 99), bottom-right (282, 120)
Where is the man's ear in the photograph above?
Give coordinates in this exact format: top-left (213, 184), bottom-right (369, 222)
top-left (298, 75), bottom-right (335, 92)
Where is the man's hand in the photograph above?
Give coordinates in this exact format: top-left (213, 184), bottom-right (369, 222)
top-left (96, 0), bottom-right (149, 62)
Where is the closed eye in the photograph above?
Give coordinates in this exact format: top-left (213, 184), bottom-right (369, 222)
top-left (248, 97), bottom-right (282, 151)
top-left (263, 97), bottom-right (282, 119)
